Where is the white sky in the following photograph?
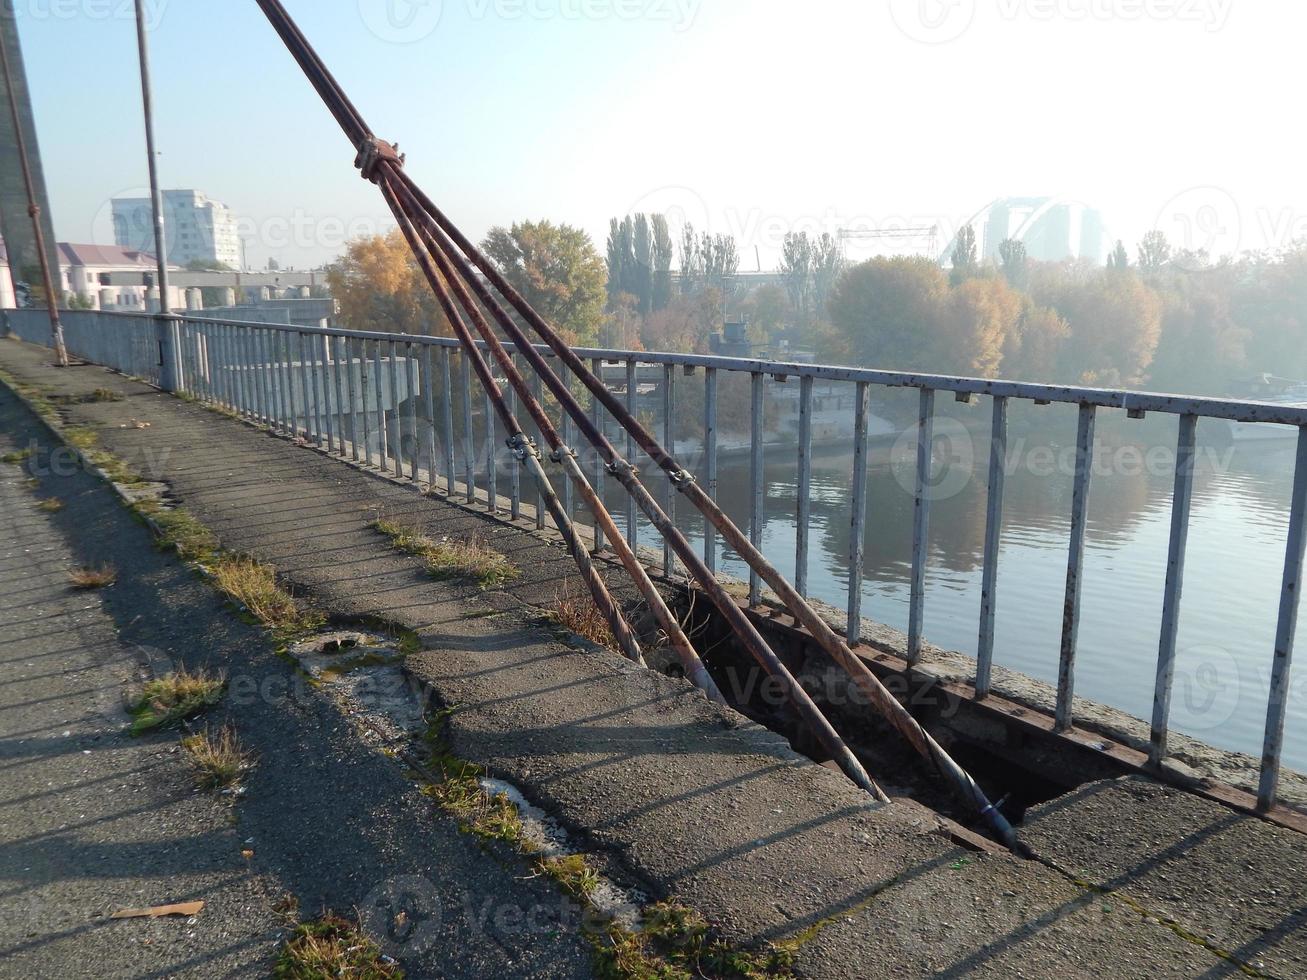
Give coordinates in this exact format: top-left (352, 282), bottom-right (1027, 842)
top-left (18, 0), bottom-right (1307, 269)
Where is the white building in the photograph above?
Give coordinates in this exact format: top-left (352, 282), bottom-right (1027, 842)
top-left (112, 190), bottom-right (242, 271)
top-left (57, 243), bottom-right (183, 312)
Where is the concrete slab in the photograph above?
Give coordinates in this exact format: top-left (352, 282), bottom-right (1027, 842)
top-left (1026, 777), bottom-right (1307, 978)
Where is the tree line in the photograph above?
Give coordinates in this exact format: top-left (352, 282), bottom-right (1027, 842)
top-left (327, 215), bottom-right (1307, 397)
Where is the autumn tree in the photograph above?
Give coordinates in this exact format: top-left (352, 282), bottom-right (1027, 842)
top-left (481, 220), bottom-right (607, 345)
top-left (1003, 303), bottom-right (1070, 380)
top-left (327, 229), bottom-right (448, 335)
top-left (641, 291), bottom-right (720, 354)
top-left (1032, 264), bottom-right (1163, 385)
top-left (942, 277), bottom-right (1022, 376)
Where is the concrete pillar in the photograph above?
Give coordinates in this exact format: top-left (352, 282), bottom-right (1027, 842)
top-left (185, 287), bottom-right (203, 311)
top-left (297, 285), bottom-right (310, 298)
top-left (222, 287), bottom-right (236, 307)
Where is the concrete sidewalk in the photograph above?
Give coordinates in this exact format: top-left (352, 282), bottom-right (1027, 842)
top-left (2, 333), bottom-right (1302, 977)
top-left (0, 356), bottom-right (592, 976)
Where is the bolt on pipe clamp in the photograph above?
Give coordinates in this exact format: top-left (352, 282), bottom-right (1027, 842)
top-left (550, 445), bottom-right (578, 464)
top-left (606, 458), bottom-right (636, 479)
top-left (506, 433), bottom-right (537, 461)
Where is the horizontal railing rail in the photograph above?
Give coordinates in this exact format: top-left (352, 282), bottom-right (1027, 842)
top-left (5, 304), bottom-right (1304, 816)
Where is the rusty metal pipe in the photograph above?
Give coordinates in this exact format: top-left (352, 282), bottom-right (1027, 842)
top-left (385, 170), bottom-right (724, 704)
top-left (394, 171), bottom-right (1021, 837)
top-left (386, 167), bottom-right (884, 801)
top-left (378, 178), bottom-right (646, 669)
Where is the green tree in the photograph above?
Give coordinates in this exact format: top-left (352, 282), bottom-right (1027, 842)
top-left (779, 231), bottom-right (814, 318)
top-left (998, 238), bottom-right (1028, 289)
top-left (481, 219), bottom-right (607, 345)
top-left (811, 233), bottom-right (846, 316)
top-left (633, 214), bottom-right (653, 316)
top-left (1137, 230), bottom-right (1172, 273)
top-left (678, 222), bottom-right (701, 296)
top-left (950, 225), bottom-right (978, 286)
top-left (1108, 240), bottom-right (1130, 270)
top-left (651, 214), bottom-right (674, 312)
top-left (828, 256), bottom-right (949, 370)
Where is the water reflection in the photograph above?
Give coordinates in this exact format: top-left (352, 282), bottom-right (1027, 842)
top-left (589, 400), bottom-right (1304, 771)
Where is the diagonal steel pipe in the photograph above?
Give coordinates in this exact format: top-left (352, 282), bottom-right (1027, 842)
top-left (383, 171), bottom-right (725, 705)
top-left (391, 168), bottom-right (1021, 850)
top-left (376, 178), bottom-right (648, 670)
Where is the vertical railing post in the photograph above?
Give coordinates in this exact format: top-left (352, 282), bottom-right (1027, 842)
top-left (704, 367), bottom-right (719, 575)
top-left (976, 395), bottom-right (1009, 698)
top-left (531, 369), bottom-right (545, 525)
top-left (908, 388), bottom-right (935, 664)
top-left (1149, 414), bottom-right (1198, 765)
top-left (373, 338), bottom-right (387, 468)
top-left (358, 338), bottom-right (373, 459)
top-left (796, 374), bottom-right (814, 597)
top-left (1055, 403), bottom-right (1098, 731)
top-left (440, 346), bottom-right (455, 497)
top-left (420, 343), bottom-right (436, 480)
top-left (749, 372), bottom-right (764, 606)
top-left (663, 364), bottom-right (676, 577)
top-left (388, 340), bottom-right (403, 476)
top-left (461, 350), bottom-right (475, 501)
top-left (486, 369), bottom-right (499, 511)
top-left (1259, 426), bottom-right (1307, 811)
top-left (334, 335), bottom-right (349, 456)
top-left (847, 381), bottom-right (870, 643)
top-left (508, 351), bottom-right (521, 517)
top-left (404, 342), bottom-right (420, 478)
top-left (590, 356), bottom-right (606, 552)
top-left (626, 358), bottom-right (638, 552)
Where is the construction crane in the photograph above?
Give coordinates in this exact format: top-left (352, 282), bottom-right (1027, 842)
top-left (837, 225), bottom-right (941, 261)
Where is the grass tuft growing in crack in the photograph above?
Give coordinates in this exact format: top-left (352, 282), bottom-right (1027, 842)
top-left (133, 500), bottom-right (218, 560)
top-left (371, 518), bottom-right (518, 590)
top-left (552, 588), bottom-right (616, 649)
top-left (129, 667), bottom-right (225, 734)
top-left (68, 563), bottom-right (116, 589)
top-left (273, 915), bottom-right (402, 980)
top-left (537, 854), bottom-right (601, 901)
top-left (181, 724), bottom-right (252, 791)
top-left (588, 902), bottom-right (795, 980)
top-left (420, 712), bottom-right (528, 848)
top-left (36, 497), bottom-right (64, 513)
top-left (211, 556), bottom-right (324, 637)
top-left (1, 447), bottom-right (31, 464)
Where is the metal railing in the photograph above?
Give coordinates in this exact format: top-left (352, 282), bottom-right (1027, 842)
top-left (5, 306), bottom-right (1306, 813)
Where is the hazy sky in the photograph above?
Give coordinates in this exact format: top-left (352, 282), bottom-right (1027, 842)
top-left (13, 0), bottom-right (1307, 270)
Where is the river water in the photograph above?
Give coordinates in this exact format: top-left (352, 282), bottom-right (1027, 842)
top-left (587, 394), bottom-right (1307, 772)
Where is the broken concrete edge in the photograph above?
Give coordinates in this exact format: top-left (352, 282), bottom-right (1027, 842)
top-left (0, 365), bottom-right (819, 976)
